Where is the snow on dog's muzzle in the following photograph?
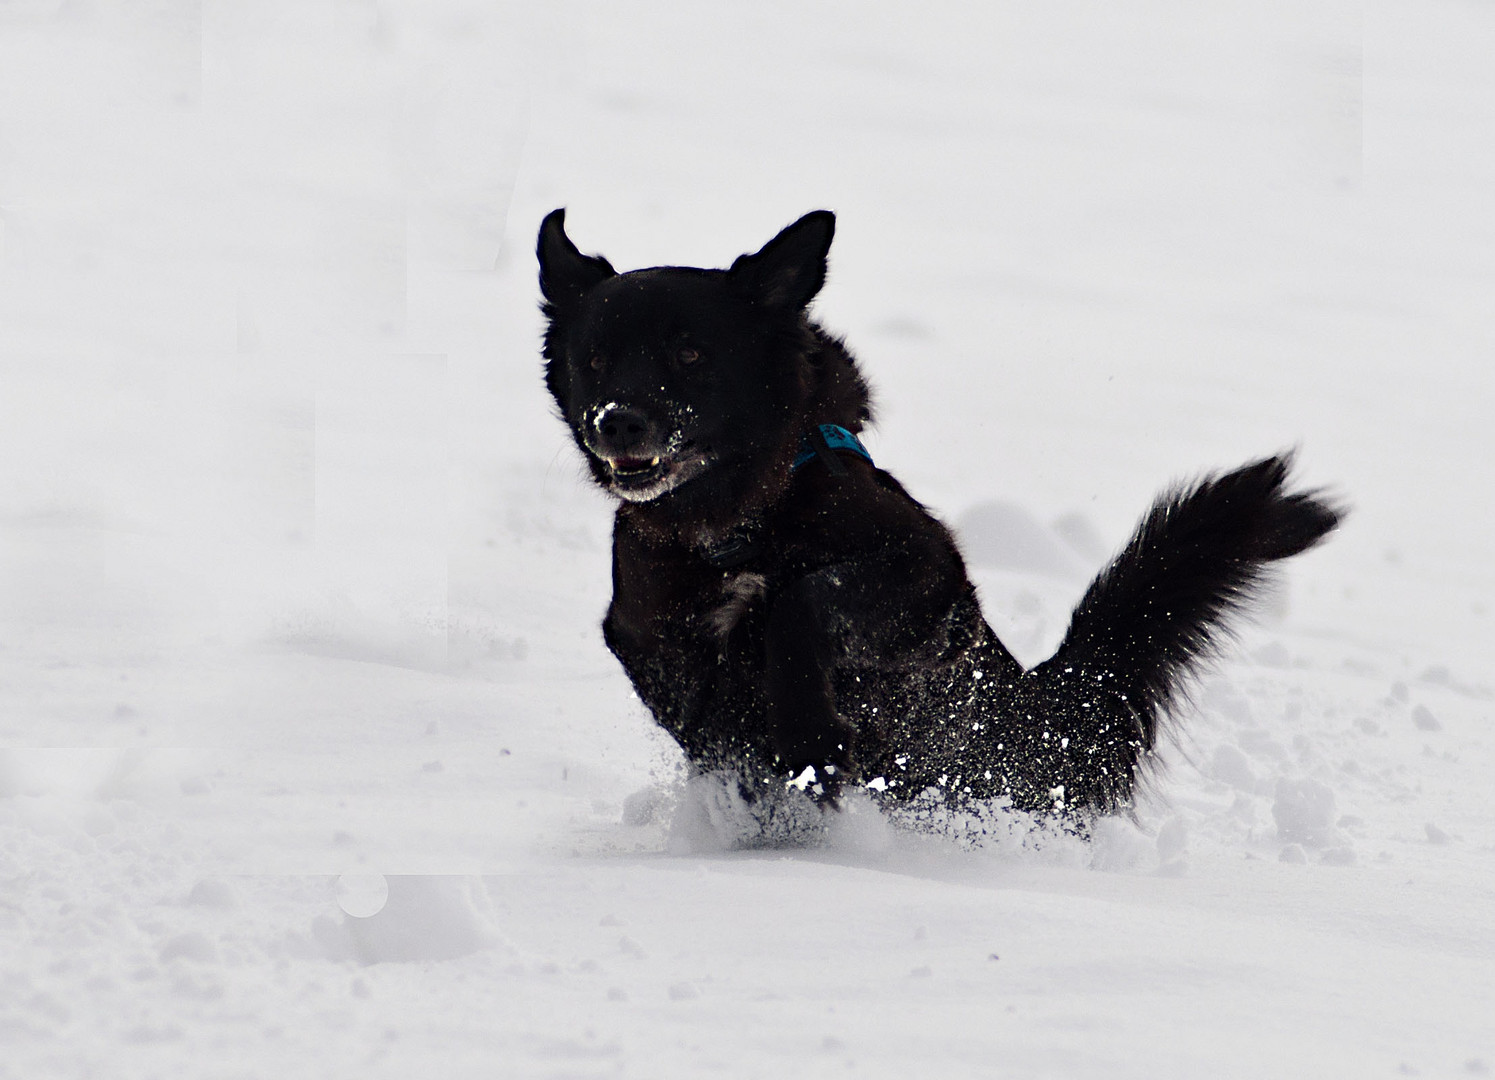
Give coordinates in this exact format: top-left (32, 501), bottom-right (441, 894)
top-left (589, 403), bottom-right (657, 458)
top-left (580, 402), bottom-right (715, 502)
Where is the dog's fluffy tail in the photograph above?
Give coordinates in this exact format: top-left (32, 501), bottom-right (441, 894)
top-left (1025, 452), bottom-right (1341, 811)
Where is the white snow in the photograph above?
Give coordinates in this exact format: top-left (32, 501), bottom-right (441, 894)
top-left (3, 0), bottom-right (1495, 1077)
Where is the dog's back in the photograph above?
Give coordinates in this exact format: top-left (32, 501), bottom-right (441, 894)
top-left (854, 454), bottom-right (1340, 813)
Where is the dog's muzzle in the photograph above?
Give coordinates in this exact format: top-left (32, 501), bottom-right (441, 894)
top-left (581, 403), bottom-right (713, 502)
top-left (591, 404), bottom-right (656, 457)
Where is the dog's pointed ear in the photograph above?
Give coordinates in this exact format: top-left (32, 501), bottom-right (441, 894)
top-left (727, 210), bottom-right (835, 311)
top-left (538, 209), bottom-right (616, 309)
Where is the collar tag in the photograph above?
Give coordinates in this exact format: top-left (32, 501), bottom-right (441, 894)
top-left (702, 531), bottom-right (762, 569)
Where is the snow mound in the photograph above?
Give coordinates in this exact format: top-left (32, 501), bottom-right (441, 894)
top-left (955, 501), bottom-right (1092, 577)
top-left (312, 876), bottom-right (501, 964)
top-left (666, 771), bottom-right (827, 853)
top-left (1272, 777), bottom-right (1339, 847)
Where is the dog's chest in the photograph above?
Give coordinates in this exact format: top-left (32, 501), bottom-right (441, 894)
top-left (707, 571), bottom-right (768, 639)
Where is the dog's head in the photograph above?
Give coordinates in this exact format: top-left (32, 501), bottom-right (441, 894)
top-left (538, 210), bottom-right (835, 503)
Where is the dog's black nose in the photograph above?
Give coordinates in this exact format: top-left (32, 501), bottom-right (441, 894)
top-left (593, 405), bottom-right (655, 456)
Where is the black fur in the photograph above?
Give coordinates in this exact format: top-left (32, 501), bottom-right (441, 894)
top-left (538, 209), bottom-right (1342, 818)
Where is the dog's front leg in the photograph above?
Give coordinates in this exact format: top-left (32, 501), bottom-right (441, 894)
top-left (762, 572), bottom-right (861, 799)
top-left (762, 551), bottom-right (982, 800)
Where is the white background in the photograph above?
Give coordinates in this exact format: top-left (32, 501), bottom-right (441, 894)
top-left (2, 1), bottom-right (1492, 1077)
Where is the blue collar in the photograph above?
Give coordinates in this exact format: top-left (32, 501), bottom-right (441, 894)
top-left (792, 424), bottom-right (874, 472)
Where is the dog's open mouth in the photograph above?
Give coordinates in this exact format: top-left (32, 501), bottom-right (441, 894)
top-left (606, 455), bottom-right (667, 489)
top-left (598, 447), bottom-right (715, 502)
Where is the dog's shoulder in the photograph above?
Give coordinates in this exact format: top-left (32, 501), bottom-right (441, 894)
top-left (771, 455), bottom-right (961, 568)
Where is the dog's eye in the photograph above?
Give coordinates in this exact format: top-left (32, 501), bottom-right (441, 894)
top-left (676, 347), bottom-right (701, 367)
top-left (588, 353), bottom-right (606, 371)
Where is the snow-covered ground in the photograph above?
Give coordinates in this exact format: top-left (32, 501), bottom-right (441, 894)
top-left (3, 1), bottom-right (1493, 1076)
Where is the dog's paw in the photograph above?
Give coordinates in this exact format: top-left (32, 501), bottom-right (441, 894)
top-left (785, 761), bottom-right (850, 807)
top-left (776, 720), bottom-right (857, 806)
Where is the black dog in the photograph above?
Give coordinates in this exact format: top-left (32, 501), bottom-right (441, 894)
top-left (538, 209), bottom-right (1340, 821)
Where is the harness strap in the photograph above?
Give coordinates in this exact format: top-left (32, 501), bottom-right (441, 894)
top-left (792, 424), bottom-right (874, 472)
